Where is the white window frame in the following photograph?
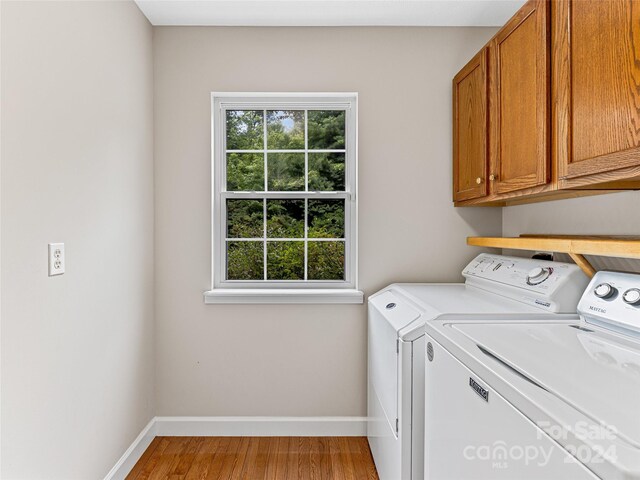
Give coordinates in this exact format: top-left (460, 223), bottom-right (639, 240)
top-left (205, 93), bottom-right (362, 304)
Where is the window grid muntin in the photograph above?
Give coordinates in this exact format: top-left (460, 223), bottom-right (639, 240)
top-left (227, 149), bottom-right (346, 154)
top-left (304, 110), bottom-right (309, 280)
top-left (262, 111), bottom-right (268, 279)
top-left (213, 95), bottom-right (356, 289)
top-left (225, 238), bottom-right (346, 242)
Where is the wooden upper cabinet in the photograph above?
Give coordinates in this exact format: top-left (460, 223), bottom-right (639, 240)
top-left (453, 49), bottom-right (489, 202)
top-left (452, 0), bottom-right (640, 206)
top-left (490, 0), bottom-right (550, 195)
top-left (555, 0), bottom-right (640, 187)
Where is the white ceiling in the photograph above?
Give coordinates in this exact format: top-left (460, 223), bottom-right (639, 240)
top-left (135, 0), bottom-right (526, 27)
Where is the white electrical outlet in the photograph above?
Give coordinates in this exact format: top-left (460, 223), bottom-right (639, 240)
top-left (48, 243), bottom-right (65, 276)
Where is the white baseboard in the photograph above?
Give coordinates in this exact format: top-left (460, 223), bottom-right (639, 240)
top-left (105, 416), bottom-right (367, 479)
top-left (103, 418), bottom-right (156, 480)
top-left (155, 416), bottom-right (368, 437)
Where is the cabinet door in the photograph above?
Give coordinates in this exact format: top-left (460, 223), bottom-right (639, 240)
top-left (453, 49), bottom-right (489, 202)
top-left (491, 0), bottom-right (550, 194)
top-left (555, 0), bottom-right (640, 184)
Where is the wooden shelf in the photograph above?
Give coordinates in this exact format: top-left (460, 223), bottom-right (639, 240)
top-left (467, 235), bottom-right (640, 277)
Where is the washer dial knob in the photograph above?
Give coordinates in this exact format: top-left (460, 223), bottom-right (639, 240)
top-left (526, 267), bottom-right (551, 285)
top-left (594, 283), bottom-right (617, 299)
top-left (622, 288), bottom-right (640, 306)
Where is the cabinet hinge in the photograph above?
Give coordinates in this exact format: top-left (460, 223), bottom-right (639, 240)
top-left (396, 339), bottom-right (400, 354)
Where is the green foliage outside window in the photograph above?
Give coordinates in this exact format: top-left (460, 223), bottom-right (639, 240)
top-left (224, 109), bottom-right (348, 282)
top-left (227, 242), bottom-right (263, 280)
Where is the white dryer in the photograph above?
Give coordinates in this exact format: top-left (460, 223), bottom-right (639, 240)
top-left (367, 253), bottom-right (589, 480)
top-left (424, 270), bottom-right (640, 479)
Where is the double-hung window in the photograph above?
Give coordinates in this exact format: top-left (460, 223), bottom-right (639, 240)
top-left (206, 93), bottom-right (361, 304)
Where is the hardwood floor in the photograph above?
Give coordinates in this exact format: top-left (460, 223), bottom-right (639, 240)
top-left (126, 436), bottom-right (379, 480)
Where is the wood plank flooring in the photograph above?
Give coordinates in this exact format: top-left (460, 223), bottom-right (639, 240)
top-left (126, 437), bottom-right (379, 480)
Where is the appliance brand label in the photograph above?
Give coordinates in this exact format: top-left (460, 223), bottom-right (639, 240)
top-left (469, 377), bottom-right (489, 402)
top-left (535, 299), bottom-right (551, 308)
top-left (589, 305), bottom-right (607, 314)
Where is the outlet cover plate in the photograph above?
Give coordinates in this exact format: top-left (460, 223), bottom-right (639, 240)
top-left (48, 243), bottom-right (65, 276)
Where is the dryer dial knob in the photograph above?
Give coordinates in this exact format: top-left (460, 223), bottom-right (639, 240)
top-left (622, 288), bottom-right (640, 306)
top-left (594, 283), bottom-right (617, 299)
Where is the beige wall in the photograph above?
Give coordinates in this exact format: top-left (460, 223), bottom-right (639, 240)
top-left (153, 26), bottom-right (502, 416)
top-left (1, 1), bottom-right (154, 478)
top-left (503, 191), bottom-right (640, 237)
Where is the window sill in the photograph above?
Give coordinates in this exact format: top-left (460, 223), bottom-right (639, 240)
top-left (203, 288), bottom-right (364, 305)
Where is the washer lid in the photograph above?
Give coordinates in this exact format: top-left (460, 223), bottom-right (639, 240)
top-left (395, 283), bottom-right (545, 316)
top-left (454, 322), bottom-right (640, 450)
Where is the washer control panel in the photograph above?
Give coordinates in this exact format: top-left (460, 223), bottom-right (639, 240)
top-left (579, 271), bottom-right (640, 335)
top-left (463, 254), bottom-right (580, 292)
top-left (462, 254), bottom-right (590, 313)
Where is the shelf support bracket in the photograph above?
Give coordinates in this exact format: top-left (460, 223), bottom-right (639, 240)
top-left (568, 253), bottom-right (596, 278)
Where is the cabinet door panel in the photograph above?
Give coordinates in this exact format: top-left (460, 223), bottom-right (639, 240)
top-left (556, 0), bottom-right (640, 181)
top-left (491, 0), bottom-right (550, 194)
top-left (453, 49), bottom-right (488, 202)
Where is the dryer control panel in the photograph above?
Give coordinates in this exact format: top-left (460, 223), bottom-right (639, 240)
top-left (462, 254), bottom-right (590, 313)
top-left (579, 271), bottom-right (640, 336)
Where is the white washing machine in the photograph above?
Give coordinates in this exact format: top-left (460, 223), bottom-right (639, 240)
top-left (424, 270), bottom-right (640, 479)
top-left (367, 253), bottom-right (589, 480)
